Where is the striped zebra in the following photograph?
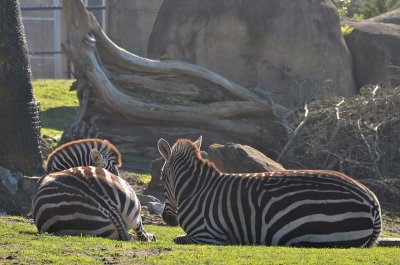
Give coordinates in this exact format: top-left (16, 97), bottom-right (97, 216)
top-left (46, 139), bottom-right (122, 175)
top-left (32, 166), bottom-right (155, 241)
top-left (157, 136), bottom-right (382, 247)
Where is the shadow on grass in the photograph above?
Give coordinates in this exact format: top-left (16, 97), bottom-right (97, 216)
top-left (40, 106), bottom-right (77, 132)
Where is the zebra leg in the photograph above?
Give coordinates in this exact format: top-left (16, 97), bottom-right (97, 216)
top-left (133, 221), bottom-right (156, 242)
top-left (107, 208), bottom-right (131, 241)
top-left (173, 234), bottom-right (195, 244)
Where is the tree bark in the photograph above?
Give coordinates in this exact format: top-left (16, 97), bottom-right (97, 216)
top-left (0, 0), bottom-right (44, 175)
top-left (62, 0), bottom-right (288, 159)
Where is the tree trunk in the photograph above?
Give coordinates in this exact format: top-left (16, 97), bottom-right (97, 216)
top-left (0, 0), bottom-right (43, 175)
top-left (62, 0), bottom-right (288, 161)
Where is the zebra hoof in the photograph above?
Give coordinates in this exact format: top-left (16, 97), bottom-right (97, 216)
top-left (173, 235), bottom-right (193, 244)
top-left (148, 234), bottom-right (156, 242)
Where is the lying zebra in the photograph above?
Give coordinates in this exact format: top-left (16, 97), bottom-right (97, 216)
top-left (45, 138), bottom-right (122, 175)
top-left (32, 139), bottom-right (155, 242)
top-left (157, 136), bottom-right (381, 247)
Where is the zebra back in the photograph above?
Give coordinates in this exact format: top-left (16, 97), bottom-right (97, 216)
top-left (45, 138), bottom-right (122, 175)
top-left (158, 137), bottom-right (382, 247)
top-left (32, 166), bottom-right (155, 241)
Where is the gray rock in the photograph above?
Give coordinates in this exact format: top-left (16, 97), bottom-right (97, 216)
top-left (343, 21), bottom-right (400, 88)
top-left (208, 143), bottom-right (285, 173)
top-left (0, 166), bottom-right (19, 194)
top-left (106, 0), bottom-right (163, 56)
top-left (19, 176), bottom-right (41, 194)
top-left (148, 202), bottom-right (163, 215)
top-left (148, 157), bottom-right (164, 189)
top-left (137, 193), bottom-right (160, 207)
top-left (148, 0), bottom-right (356, 107)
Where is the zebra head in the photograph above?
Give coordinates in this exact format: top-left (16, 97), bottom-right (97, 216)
top-left (87, 148), bottom-right (120, 176)
top-left (90, 149), bottom-right (107, 168)
top-left (45, 139), bottom-right (121, 176)
top-left (157, 136), bottom-right (202, 226)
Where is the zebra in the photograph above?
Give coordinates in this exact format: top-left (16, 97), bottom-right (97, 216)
top-left (157, 136), bottom-right (382, 247)
top-left (32, 166), bottom-right (156, 242)
top-left (45, 138), bottom-right (122, 175)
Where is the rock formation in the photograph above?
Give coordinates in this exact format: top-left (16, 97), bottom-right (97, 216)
top-left (148, 0), bottom-right (357, 107)
top-left (343, 20), bottom-right (400, 87)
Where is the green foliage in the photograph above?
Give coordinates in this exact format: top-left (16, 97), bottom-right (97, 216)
top-left (332, 0), bottom-right (400, 19)
top-left (137, 174), bottom-right (152, 185)
top-left (1, 216), bottom-right (400, 265)
top-left (333, 0), bottom-right (352, 17)
top-left (32, 79), bottom-right (78, 138)
top-left (357, 0), bottom-right (400, 19)
top-left (341, 25), bottom-right (354, 36)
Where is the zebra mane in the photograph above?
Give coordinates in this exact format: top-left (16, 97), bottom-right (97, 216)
top-left (175, 139), bottom-right (221, 173)
top-left (46, 138), bottom-right (122, 170)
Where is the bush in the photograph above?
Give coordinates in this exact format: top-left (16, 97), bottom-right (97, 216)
top-left (333, 0), bottom-right (400, 19)
top-left (283, 85), bottom-right (400, 209)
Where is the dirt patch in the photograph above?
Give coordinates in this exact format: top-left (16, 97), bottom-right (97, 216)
top-left (95, 247), bottom-right (172, 264)
top-left (120, 171), bottom-right (147, 193)
top-left (126, 247), bottom-right (173, 259)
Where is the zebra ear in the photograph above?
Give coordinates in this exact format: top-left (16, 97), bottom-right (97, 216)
top-left (158, 138), bottom-right (171, 160)
top-left (90, 149), bottom-right (104, 166)
top-left (194, 135), bottom-right (202, 150)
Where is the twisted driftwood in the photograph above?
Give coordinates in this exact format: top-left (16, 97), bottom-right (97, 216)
top-left (62, 0), bottom-right (287, 159)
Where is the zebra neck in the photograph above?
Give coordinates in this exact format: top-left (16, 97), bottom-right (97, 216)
top-left (175, 155), bottom-right (218, 205)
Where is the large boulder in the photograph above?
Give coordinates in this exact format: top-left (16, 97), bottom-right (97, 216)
top-left (148, 0), bottom-right (357, 107)
top-left (207, 143), bottom-right (285, 173)
top-left (343, 21), bottom-right (400, 88)
top-left (106, 0), bottom-right (163, 55)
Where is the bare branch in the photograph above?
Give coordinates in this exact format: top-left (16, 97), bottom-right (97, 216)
top-left (277, 104), bottom-right (309, 162)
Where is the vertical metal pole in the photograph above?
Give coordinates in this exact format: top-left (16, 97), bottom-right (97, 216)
top-left (54, 0), bottom-right (62, 78)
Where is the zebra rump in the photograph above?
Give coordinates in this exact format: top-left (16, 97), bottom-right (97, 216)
top-left (32, 166), bottom-right (155, 241)
top-left (157, 136), bottom-right (382, 247)
top-left (46, 138), bottom-right (122, 175)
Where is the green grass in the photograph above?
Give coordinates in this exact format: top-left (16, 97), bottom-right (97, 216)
top-left (33, 79), bottom-right (78, 138)
top-left (137, 174), bottom-right (152, 185)
top-left (1, 216), bottom-right (399, 265)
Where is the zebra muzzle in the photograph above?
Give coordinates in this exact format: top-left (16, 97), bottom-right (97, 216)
top-left (162, 212), bottom-right (179, 226)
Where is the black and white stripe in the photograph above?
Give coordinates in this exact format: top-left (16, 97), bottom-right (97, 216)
top-left (32, 166), bottom-right (155, 241)
top-left (157, 136), bottom-right (381, 247)
top-left (46, 139), bottom-right (122, 175)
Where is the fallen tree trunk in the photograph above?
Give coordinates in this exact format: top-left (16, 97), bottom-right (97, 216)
top-left (62, 0), bottom-right (288, 160)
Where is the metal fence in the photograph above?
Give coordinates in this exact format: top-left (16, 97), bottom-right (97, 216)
top-left (21, 0), bottom-right (106, 79)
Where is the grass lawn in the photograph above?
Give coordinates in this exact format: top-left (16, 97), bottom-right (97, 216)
top-left (33, 79), bottom-right (78, 138)
top-left (0, 216), bottom-right (399, 265)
